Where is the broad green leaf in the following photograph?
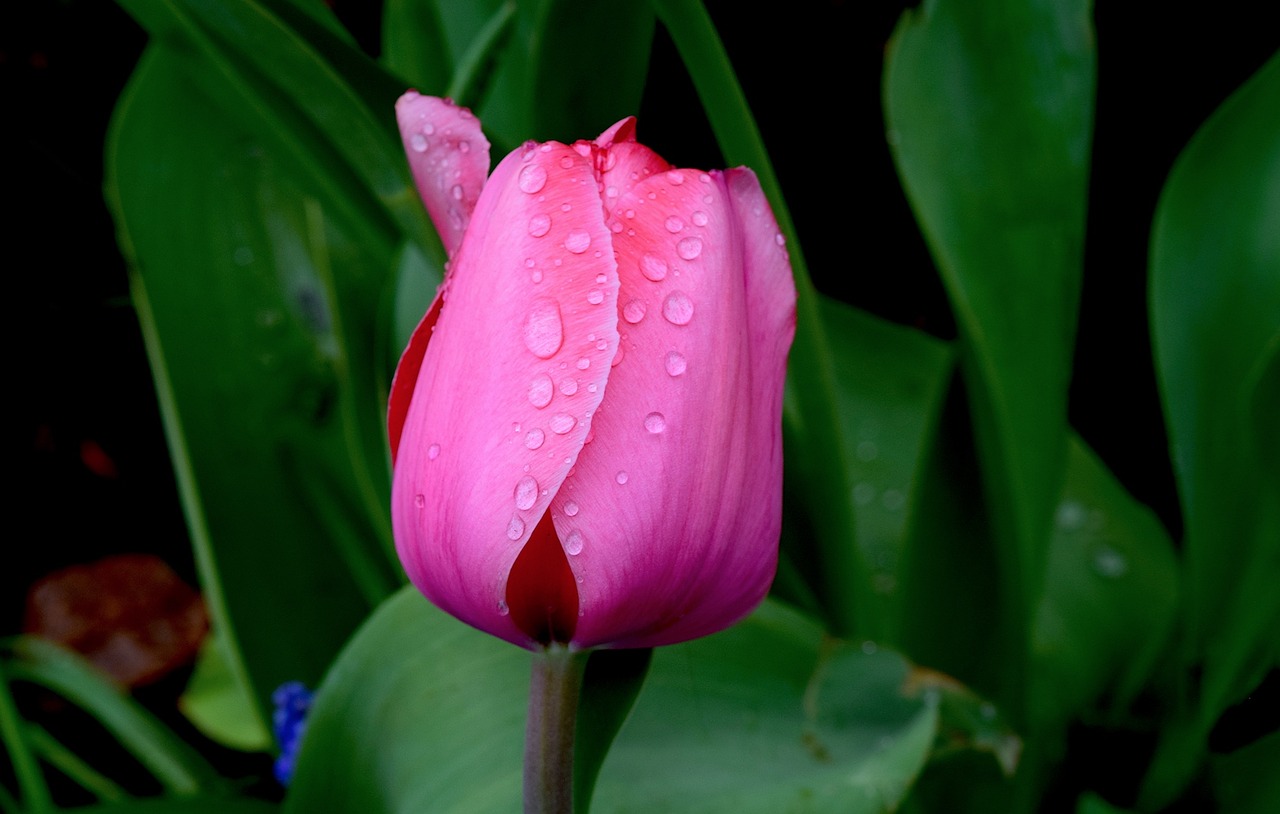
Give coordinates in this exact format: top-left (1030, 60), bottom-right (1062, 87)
top-left (1144, 50), bottom-right (1280, 807)
top-left (1075, 793), bottom-right (1133, 814)
top-left (285, 589), bottom-right (938, 813)
top-left (1211, 730), bottom-right (1280, 814)
top-left (884, 0), bottom-right (1096, 718)
top-left (179, 633), bottom-right (273, 752)
top-left (817, 296), bottom-right (955, 639)
top-left (381, 0), bottom-right (452, 93)
top-left (1030, 438), bottom-right (1178, 730)
top-left (527, 0), bottom-right (655, 141)
top-left (4, 638), bottom-right (221, 796)
top-left (107, 47), bottom-right (396, 721)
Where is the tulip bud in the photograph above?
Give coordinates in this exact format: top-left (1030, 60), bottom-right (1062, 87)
top-left (389, 92), bottom-right (796, 651)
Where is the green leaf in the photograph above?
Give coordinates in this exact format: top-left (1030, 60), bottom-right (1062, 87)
top-left (573, 649), bottom-right (652, 813)
top-left (67, 798), bottom-right (279, 814)
top-left (1030, 438), bottom-right (1179, 729)
top-left (285, 589), bottom-right (938, 813)
top-left (380, 0), bottom-right (452, 93)
top-left (884, 0), bottom-right (1096, 718)
top-left (4, 638), bottom-right (221, 796)
top-left (1075, 793), bottom-right (1134, 814)
top-left (816, 296), bottom-right (955, 639)
top-left (527, 0), bottom-right (655, 141)
top-left (106, 46), bottom-right (396, 720)
top-left (179, 633), bottom-right (273, 752)
top-left (1144, 50), bottom-right (1280, 808)
top-left (1211, 730), bottom-right (1280, 814)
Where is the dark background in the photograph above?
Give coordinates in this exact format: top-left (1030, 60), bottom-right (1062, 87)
top-left (2, 0), bottom-right (1276, 798)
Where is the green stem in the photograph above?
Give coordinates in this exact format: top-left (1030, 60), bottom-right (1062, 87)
top-left (25, 724), bottom-right (126, 803)
top-left (0, 663), bottom-right (53, 813)
top-left (524, 648), bottom-right (589, 814)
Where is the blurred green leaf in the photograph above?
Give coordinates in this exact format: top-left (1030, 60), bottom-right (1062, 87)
top-left (106, 46), bottom-right (397, 720)
top-left (69, 799), bottom-right (279, 814)
top-left (1211, 730), bottom-right (1280, 814)
top-left (5, 638), bottom-right (221, 796)
top-left (1144, 49), bottom-right (1280, 807)
top-left (1030, 438), bottom-right (1178, 729)
top-left (527, 0), bottom-right (655, 141)
top-left (884, 0), bottom-right (1096, 718)
top-left (381, 0), bottom-right (452, 93)
top-left (285, 589), bottom-right (938, 813)
top-left (445, 0), bottom-right (517, 111)
top-left (817, 296), bottom-right (955, 639)
top-left (179, 633), bottom-right (273, 752)
top-left (1075, 792), bottom-right (1134, 814)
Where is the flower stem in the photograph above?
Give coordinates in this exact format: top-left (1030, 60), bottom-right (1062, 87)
top-left (524, 646), bottom-right (589, 814)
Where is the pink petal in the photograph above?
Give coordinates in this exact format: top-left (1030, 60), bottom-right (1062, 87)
top-left (591, 118), bottom-right (670, 221)
top-left (396, 92), bottom-right (491, 257)
top-left (552, 166), bottom-right (796, 649)
top-left (391, 139), bottom-right (620, 648)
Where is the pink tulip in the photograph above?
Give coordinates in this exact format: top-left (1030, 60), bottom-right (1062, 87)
top-left (388, 91), bottom-right (796, 651)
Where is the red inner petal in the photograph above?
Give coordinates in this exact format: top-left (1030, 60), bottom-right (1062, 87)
top-left (507, 510), bottom-right (579, 646)
top-left (387, 293), bottom-right (443, 465)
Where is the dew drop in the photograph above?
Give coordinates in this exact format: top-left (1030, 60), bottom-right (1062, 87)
top-left (497, 600), bottom-right (509, 616)
top-left (677, 236), bottom-right (703, 260)
top-left (531, 270), bottom-right (544, 283)
top-left (559, 378), bottom-right (579, 396)
top-left (451, 184), bottom-right (464, 200)
top-left (559, 155), bottom-right (575, 169)
top-left (587, 289), bottom-right (605, 305)
top-left (564, 501), bottom-right (580, 517)
top-left (427, 443), bottom-right (441, 460)
top-left (623, 299), bottom-right (647, 324)
top-left (524, 428), bottom-right (545, 449)
top-left (528, 374), bottom-right (554, 408)
top-left (664, 215), bottom-right (685, 233)
top-left (1093, 547), bottom-right (1129, 579)
top-left (564, 530), bottom-right (584, 555)
top-left (662, 291), bottom-right (694, 325)
top-left (691, 210), bottom-right (709, 227)
top-left (644, 412), bottom-right (666, 434)
top-left (664, 351), bottom-right (687, 377)
top-left (423, 123), bottom-right (435, 135)
top-left (565, 230), bottom-right (591, 254)
top-left (853, 482), bottom-right (876, 505)
top-left (775, 232), bottom-right (786, 246)
top-left (615, 471), bottom-right (629, 485)
top-left (595, 339), bottom-right (608, 351)
top-left (409, 133), bottom-right (429, 152)
top-left (458, 140), bottom-right (471, 153)
top-left (514, 475), bottom-right (538, 510)
top-left (518, 164), bottom-right (548, 193)
top-left (506, 515), bottom-right (525, 540)
top-left (640, 253), bottom-right (668, 281)
top-left (414, 493), bottom-right (426, 509)
top-left (666, 170), bottom-right (685, 185)
top-left (528, 214), bottom-right (552, 237)
top-left (576, 357), bottom-right (590, 370)
top-left (550, 413), bottom-right (576, 434)
top-left (523, 300), bottom-right (564, 358)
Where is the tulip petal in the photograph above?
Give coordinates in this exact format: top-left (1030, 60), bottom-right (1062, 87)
top-left (391, 140), bottom-right (620, 648)
top-left (553, 165), bottom-right (796, 649)
top-left (387, 290), bottom-right (441, 465)
top-left (396, 92), bottom-right (491, 257)
top-left (592, 119), bottom-right (671, 220)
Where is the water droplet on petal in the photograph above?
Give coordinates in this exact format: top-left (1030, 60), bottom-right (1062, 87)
top-left (677, 236), bottom-right (703, 260)
top-left (414, 493), bottom-right (426, 508)
top-left (615, 471), bottom-right (629, 485)
top-left (665, 215), bottom-right (685, 233)
top-left (451, 184), bottom-right (464, 200)
top-left (559, 155), bottom-right (575, 169)
top-left (666, 170), bottom-right (685, 185)
top-left (532, 270), bottom-right (544, 283)
top-left (564, 530), bottom-right (584, 555)
top-left (519, 164), bottom-right (547, 193)
top-left (528, 214), bottom-right (552, 237)
top-left (576, 357), bottom-right (590, 370)
top-left (587, 290), bottom-right (605, 305)
top-left (523, 300), bottom-right (563, 358)
top-left (506, 515), bottom-right (525, 540)
top-left (427, 443), bottom-right (441, 460)
top-left (525, 428), bottom-right (545, 449)
top-left (423, 123), bottom-right (436, 135)
top-left (559, 378), bottom-right (578, 396)
top-left (622, 299), bottom-right (647, 324)
top-left (550, 413), bottom-right (575, 434)
top-left (409, 133), bottom-right (429, 152)
top-left (459, 140), bottom-right (471, 153)
top-left (564, 501), bottom-right (579, 517)
top-left (514, 476), bottom-right (538, 510)
top-left (497, 599), bottom-right (509, 616)
top-left (662, 291), bottom-right (694, 325)
top-left (644, 412), bottom-right (666, 434)
top-left (565, 230), bottom-right (591, 254)
top-left (641, 253), bottom-right (668, 281)
top-left (528, 374), bottom-right (554, 408)
top-left (664, 351), bottom-right (687, 377)
top-left (692, 210), bottom-right (709, 227)
top-left (775, 232), bottom-right (786, 246)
